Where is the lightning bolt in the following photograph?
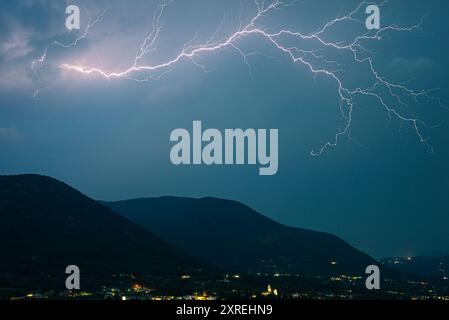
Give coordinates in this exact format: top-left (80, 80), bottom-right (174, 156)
top-left (30, 48), bottom-right (47, 98)
top-left (43, 0), bottom-right (447, 155)
top-left (54, 8), bottom-right (107, 48)
top-left (31, 48), bottom-right (47, 80)
top-left (30, 7), bottom-right (106, 98)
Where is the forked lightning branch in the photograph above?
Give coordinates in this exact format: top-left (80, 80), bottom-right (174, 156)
top-left (33, 0), bottom-right (447, 157)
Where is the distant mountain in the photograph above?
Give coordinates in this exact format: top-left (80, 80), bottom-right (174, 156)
top-left (105, 197), bottom-right (380, 276)
top-left (0, 175), bottom-right (205, 290)
top-left (381, 256), bottom-right (449, 279)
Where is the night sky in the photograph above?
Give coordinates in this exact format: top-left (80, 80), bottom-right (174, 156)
top-left (1, 0), bottom-right (448, 258)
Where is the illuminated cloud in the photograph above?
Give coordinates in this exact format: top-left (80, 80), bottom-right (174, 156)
top-left (1, 0), bottom-right (447, 155)
top-left (54, 0), bottom-right (446, 155)
top-left (0, 18), bottom-right (35, 88)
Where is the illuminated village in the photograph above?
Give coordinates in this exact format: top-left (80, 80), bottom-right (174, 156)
top-left (8, 263), bottom-right (449, 301)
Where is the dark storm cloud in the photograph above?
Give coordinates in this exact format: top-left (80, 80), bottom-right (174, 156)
top-left (0, 0), bottom-right (448, 258)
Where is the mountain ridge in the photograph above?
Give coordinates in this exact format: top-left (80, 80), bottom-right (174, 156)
top-left (0, 174), bottom-right (208, 289)
top-left (105, 196), bottom-right (381, 276)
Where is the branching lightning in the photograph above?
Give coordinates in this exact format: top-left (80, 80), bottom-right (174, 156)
top-left (54, 8), bottom-right (107, 48)
top-left (36, 0), bottom-right (446, 155)
top-left (31, 48), bottom-right (47, 76)
top-left (30, 8), bottom-right (106, 98)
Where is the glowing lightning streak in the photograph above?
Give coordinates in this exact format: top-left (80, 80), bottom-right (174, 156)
top-left (30, 48), bottom-right (47, 98)
top-left (31, 48), bottom-right (47, 78)
top-left (58, 0), bottom-right (446, 155)
top-left (54, 9), bottom-right (107, 48)
top-left (132, 0), bottom-right (170, 68)
top-left (31, 8), bottom-right (106, 98)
